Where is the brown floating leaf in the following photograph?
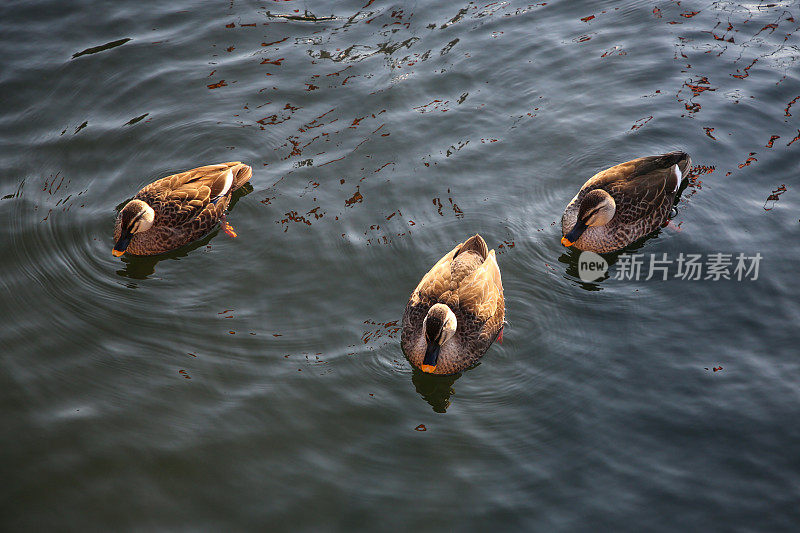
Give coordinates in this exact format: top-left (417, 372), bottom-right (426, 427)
top-left (738, 153), bottom-right (757, 168)
top-left (786, 96), bottom-right (800, 117)
top-left (257, 114), bottom-right (289, 125)
top-left (345, 188), bottom-right (363, 207)
top-left (278, 211), bottom-right (312, 230)
top-left (497, 240), bottom-right (516, 254)
top-left (756, 23), bottom-right (778, 35)
top-left (684, 83), bottom-right (715, 97)
top-left (262, 37), bottom-right (290, 47)
top-left (207, 80), bottom-right (227, 89)
top-left (764, 184), bottom-right (787, 211)
top-left (415, 424), bottom-right (427, 431)
top-left (630, 116), bottom-right (653, 131)
top-left (731, 59), bottom-right (757, 79)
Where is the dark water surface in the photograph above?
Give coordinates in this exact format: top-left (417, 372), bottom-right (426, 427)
top-left (2, 0), bottom-right (799, 530)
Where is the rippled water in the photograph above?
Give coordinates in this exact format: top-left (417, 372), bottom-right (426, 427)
top-left (2, 0), bottom-right (799, 530)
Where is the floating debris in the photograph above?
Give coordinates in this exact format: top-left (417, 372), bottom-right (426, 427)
top-left (124, 113), bottom-right (149, 126)
top-left (345, 188), bottom-right (363, 207)
top-left (763, 184), bottom-right (787, 211)
top-left (72, 38), bottom-right (131, 59)
top-left (265, 10), bottom-right (338, 22)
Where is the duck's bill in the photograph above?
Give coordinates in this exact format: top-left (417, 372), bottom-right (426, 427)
top-left (112, 233), bottom-right (132, 257)
top-left (562, 220), bottom-right (587, 247)
top-left (420, 342), bottom-right (440, 373)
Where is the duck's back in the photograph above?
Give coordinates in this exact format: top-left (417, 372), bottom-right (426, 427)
top-left (448, 234), bottom-right (489, 288)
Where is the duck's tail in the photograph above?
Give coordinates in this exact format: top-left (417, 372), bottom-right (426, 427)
top-left (662, 151), bottom-right (691, 175)
top-left (660, 152), bottom-right (691, 192)
top-left (226, 162), bottom-right (253, 191)
top-left (457, 234), bottom-right (489, 260)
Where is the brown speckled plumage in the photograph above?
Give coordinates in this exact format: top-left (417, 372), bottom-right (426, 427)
top-left (114, 162), bottom-right (252, 255)
top-left (401, 234), bottom-right (505, 375)
top-left (562, 152), bottom-right (691, 253)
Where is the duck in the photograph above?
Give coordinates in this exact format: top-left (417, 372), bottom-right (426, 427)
top-left (561, 151), bottom-right (691, 253)
top-left (113, 162), bottom-right (252, 256)
top-left (401, 234), bottom-right (505, 375)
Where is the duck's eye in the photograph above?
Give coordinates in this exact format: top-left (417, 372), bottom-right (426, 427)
top-left (128, 212), bottom-right (146, 233)
top-left (582, 207), bottom-right (599, 221)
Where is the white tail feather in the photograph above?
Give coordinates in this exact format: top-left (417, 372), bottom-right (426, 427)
top-left (671, 164), bottom-right (682, 192)
top-left (219, 169), bottom-right (233, 197)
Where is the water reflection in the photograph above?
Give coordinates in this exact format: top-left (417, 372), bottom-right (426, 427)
top-left (558, 248), bottom-right (609, 291)
top-left (115, 232), bottom-right (217, 280)
top-left (411, 369), bottom-right (463, 413)
top-left (558, 232), bottom-right (661, 290)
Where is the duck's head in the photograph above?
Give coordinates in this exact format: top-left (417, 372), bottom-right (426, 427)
top-left (561, 189), bottom-right (616, 247)
top-left (420, 303), bottom-right (457, 373)
top-left (113, 200), bottom-right (155, 257)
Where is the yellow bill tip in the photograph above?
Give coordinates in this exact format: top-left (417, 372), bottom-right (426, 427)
top-left (561, 236), bottom-right (574, 247)
top-left (112, 249), bottom-right (124, 257)
top-left (420, 364), bottom-right (437, 374)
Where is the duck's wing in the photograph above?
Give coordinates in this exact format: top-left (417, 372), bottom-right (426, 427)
top-left (408, 240), bottom-right (462, 307)
top-left (136, 163), bottom-right (242, 225)
top-left (610, 153), bottom-right (689, 224)
top-left (585, 152), bottom-right (690, 225)
top-left (456, 249), bottom-right (504, 333)
top-left (585, 152), bottom-right (687, 189)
